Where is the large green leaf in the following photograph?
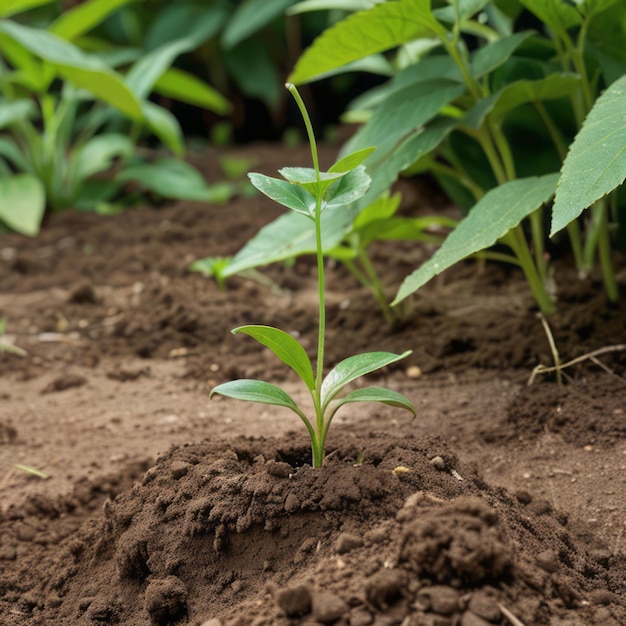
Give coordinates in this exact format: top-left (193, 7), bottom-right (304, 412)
top-left (393, 173), bottom-right (559, 304)
top-left (0, 21), bottom-right (142, 119)
top-left (551, 75), bottom-right (626, 236)
top-left (357, 119), bottom-right (457, 208)
top-left (462, 74), bottom-right (580, 130)
top-left (333, 386), bottom-right (416, 415)
top-left (289, 0), bottom-right (447, 84)
top-left (224, 206), bottom-right (357, 276)
top-left (233, 325), bottom-right (315, 390)
top-left (321, 350), bottom-right (412, 410)
top-left (48, 0), bottom-right (137, 42)
top-left (0, 174), bottom-right (45, 236)
top-left (154, 67), bottom-right (230, 115)
top-left (222, 0), bottom-right (296, 49)
top-left (346, 80), bottom-right (465, 154)
top-left (0, 0), bottom-right (53, 19)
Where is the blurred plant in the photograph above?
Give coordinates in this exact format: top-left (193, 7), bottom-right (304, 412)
top-left (191, 190), bottom-right (455, 326)
top-left (0, 0), bottom-right (232, 235)
top-left (211, 84), bottom-right (415, 468)
top-left (286, 0), bottom-right (626, 314)
top-left (0, 318), bottom-right (26, 356)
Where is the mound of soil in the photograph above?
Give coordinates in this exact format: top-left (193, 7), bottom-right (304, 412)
top-left (6, 434), bottom-right (625, 625)
top-left (1, 143), bottom-right (625, 625)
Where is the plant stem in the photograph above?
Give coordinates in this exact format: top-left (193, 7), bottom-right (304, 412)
top-left (505, 226), bottom-right (556, 315)
top-left (358, 251), bottom-right (395, 326)
top-left (287, 83), bottom-right (326, 467)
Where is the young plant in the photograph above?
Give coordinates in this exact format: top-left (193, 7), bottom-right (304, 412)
top-left (210, 84), bottom-right (415, 468)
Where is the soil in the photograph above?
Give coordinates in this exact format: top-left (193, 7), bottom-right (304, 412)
top-left (0, 143), bottom-right (625, 626)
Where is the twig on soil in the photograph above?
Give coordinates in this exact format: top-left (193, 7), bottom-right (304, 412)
top-left (498, 603), bottom-right (526, 626)
top-left (528, 315), bottom-right (626, 388)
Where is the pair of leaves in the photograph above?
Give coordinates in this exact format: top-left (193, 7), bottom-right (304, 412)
top-left (248, 147), bottom-right (375, 219)
top-left (210, 325), bottom-right (414, 425)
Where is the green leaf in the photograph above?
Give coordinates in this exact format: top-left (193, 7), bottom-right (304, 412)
top-left (0, 137), bottom-right (31, 171)
top-left (321, 350), bottom-right (412, 410)
top-left (210, 379), bottom-right (303, 414)
top-left (0, 21), bottom-right (142, 120)
top-left (117, 158), bottom-right (232, 203)
top-left (0, 0), bottom-right (53, 19)
top-left (140, 100), bottom-right (184, 156)
top-left (356, 120), bottom-right (457, 208)
top-left (248, 172), bottom-right (317, 216)
top-left (222, 0), bottom-right (296, 49)
top-left (154, 67), bottom-right (230, 115)
top-left (146, 4), bottom-right (227, 51)
top-left (470, 31), bottom-right (534, 79)
top-left (329, 147), bottom-right (376, 173)
top-left (48, 0), bottom-right (138, 42)
top-left (324, 166), bottom-right (371, 209)
top-left (519, 0), bottom-right (581, 35)
top-left (462, 75), bottom-right (580, 130)
top-left (224, 38), bottom-right (282, 109)
top-left (288, 0), bottom-right (379, 15)
top-left (288, 0), bottom-right (447, 85)
top-left (572, 0), bottom-right (620, 18)
top-left (233, 325), bottom-right (315, 390)
top-left (346, 80), bottom-right (465, 154)
top-left (0, 174), bottom-right (45, 236)
top-left (334, 386), bottom-right (416, 415)
top-left (353, 193), bottom-right (401, 229)
top-left (278, 167), bottom-right (345, 198)
top-left (434, 0), bottom-right (490, 22)
top-left (393, 173), bottom-right (559, 304)
top-left (0, 99), bottom-right (37, 129)
top-left (224, 207), bottom-right (356, 276)
top-left (72, 133), bottom-right (134, 180)
top-left (551, 75), bottom-right (626, 236)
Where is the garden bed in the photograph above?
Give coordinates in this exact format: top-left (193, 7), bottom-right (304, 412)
top-left (1, 144), bottom-right (625, 625)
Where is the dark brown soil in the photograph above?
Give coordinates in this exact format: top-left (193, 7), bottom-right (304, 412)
top-left (1, 144), bottom-right (625, 626)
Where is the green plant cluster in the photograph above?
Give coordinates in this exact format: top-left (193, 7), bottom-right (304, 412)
top-left (0, 0), bottom-right (233, 235)
top-left (197, 0), bottom-right (625, 317)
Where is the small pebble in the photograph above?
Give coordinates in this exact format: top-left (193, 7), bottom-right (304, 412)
top-left (311, 590), bottom-right (349, 624)
top-left (335, 532), bottom-right (364, 555)
top-left (275, 584), bottom-right (311, 617)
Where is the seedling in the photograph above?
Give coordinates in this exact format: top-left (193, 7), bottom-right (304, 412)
top-left (211, 84), bottom-right (415, 468)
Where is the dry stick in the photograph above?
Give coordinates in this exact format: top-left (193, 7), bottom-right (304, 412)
top-left (536, 313), bottom-right (563, 386)
top-left (529, 344), bottom-right (626, 385)
top-left (498, 603), bottom-right (526, 626)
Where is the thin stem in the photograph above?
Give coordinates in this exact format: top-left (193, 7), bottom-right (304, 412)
top-left (594, 201), bottom-right (619, 302)
top-left (358, 251), bottom-right (395, 326)
top-left (286, 83), bottom-right (320, 177)
top-left (504, 227), bottom-right (556, 315)
top-left (286, 83), bottom-right (326, 467)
